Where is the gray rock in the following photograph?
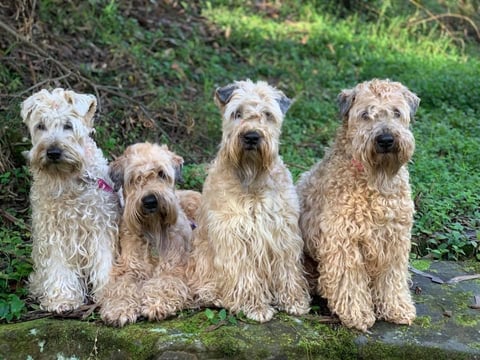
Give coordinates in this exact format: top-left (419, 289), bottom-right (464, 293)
top-left (1, 261), bottom-right (479, 359)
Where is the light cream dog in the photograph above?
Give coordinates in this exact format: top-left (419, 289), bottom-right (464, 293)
top-left (297, 79), bottom-right (419, 331)
top-left (189, 80), bottom-right (311, 323)
top-left (21, 88), bottom-right (118, 313)
top-left (99, 142), bottom-right (201, 326)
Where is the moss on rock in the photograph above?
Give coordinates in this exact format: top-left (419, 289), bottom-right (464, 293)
top-left (1, 262), bottom-right (480, 359)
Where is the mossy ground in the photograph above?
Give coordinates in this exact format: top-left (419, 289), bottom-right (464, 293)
top-left (2, 267), bottom-right (479, 360)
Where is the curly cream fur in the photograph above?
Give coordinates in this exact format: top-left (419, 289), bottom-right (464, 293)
top-left (98, 142), bottom-right (201, 327)
top-left (188, 80), bottom-right (310, 322)
top-left (297, 79), bottom-right (419, 331)
top-left (21, 88), bottom-right (119, 313)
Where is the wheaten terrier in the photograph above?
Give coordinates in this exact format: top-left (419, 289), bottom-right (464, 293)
top-left (297, 79), bottom-right (419, 331)
top-left (188, 80), bottom-right (311, 323)
top-left (21, 88), bottom-right (119, 313)
top-left (99, 142), bottom-right (201, 326)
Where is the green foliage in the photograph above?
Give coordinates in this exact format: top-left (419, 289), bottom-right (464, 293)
top-left (410, 106), bottom-right (479, 260)
top-left (181, 164), bottom-right (207, 192)
top-left (0, 294), bottom-right (26, 322)
top-left (204, 308), bottom-right (239, 327)
top-left (0, 225), bottom-right (31, 322)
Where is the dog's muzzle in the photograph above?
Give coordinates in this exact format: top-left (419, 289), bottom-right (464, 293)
top-left (241, 131), bottom-right (262, 150)
top-left (46, 146), bottom-right (63, 162)
top-left (141, 194), bottom-right (158, 214)
top-left (375, 132), bottom-right (395, 154)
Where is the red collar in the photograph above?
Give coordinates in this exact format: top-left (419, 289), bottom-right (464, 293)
top-left (351, 159), bottom-right (364, 172)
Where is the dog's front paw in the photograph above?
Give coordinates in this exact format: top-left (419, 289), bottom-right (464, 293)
top-left (141, 303), bottom-right (173, 321)
top-left (282, 299), bottom-right (310, 317)
top-left (244, 305), bottom-right (276, 323)
top-left (42, 300), bottom-right (83, 314)
top-left (338, 309), bottom-right (376, 332)
top-left (101, 307), bottom-right (139, 327)
top-left (379, 301), bottom-right (416, 325)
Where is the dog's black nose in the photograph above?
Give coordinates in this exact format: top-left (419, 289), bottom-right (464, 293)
top-left (242, 131), bottom-right (261, 147)
top-left (142, 194), bottom-right (158, 212)
top-left (375, 133), bottom-right (395, 152)
top-left (46, 147), bottom-right (62, 161)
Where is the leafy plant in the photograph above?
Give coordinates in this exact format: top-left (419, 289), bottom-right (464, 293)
top-left (0, 294), bottom-right (26, 322)
top-left (0, 225), bottom-right (32, 322)
top-left (181, 164), bottom-right (207, 192)
top-left (204, 308), bottom-right (240, 327)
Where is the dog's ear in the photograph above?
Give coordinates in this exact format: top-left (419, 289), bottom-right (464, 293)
top-left (214, 83), bottom-right (238, 107)
top-left (20, 91), bottom-right (45, 125)
top-left (276, 92), bottom-right (293, 115)
top-left (337, 88), bottom-right (356, 120)
top-left (171, 153), bottom-right (184, 184)
top-left (403, 89), bottom-right (420, 120)
top-left (64, 91), bottom-right (97, 128)
top-left (109, 156), bottom-right (125, 192)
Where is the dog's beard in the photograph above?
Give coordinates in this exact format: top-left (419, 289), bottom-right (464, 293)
top-left (353, 133), bottom-right (414, 192)
top-left (29, 142), bottom-right (83, 177)
top-left (144, 223), bottom-right (169, 258)
top-left (353, 128), bottom-right (414, 177)
top-left (124, 191), bottom-right (178, 257)
top-left (224, 134), bottom-right (276, 187)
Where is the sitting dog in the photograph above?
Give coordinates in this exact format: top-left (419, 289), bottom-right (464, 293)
top-left (188, 80), bottom-right (311, 322)
top-left (21, 88), bottom-right (119, 313)
top-left (297, 79), bottom-right (419, 331)
top-left (99, 142), bottom-right (200, 326)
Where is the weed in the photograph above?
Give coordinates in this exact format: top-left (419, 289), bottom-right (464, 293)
top-left (0, 225), bottom-right (31, 322)
top-left (0, 294), bottom-right (25, 322)
top-left (180, 164), bottom-right (207, 192)
top-left (204, 308), bottom-right (240, 328)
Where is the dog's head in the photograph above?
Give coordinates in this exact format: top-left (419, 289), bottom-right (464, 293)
top-left (214, 79), bottom-right (292, 183)
top-left (337, 79), bottom-right (419, 177)
top-left (21, 88), bottom-right (98, 176)
top-left (109, 142), bottom-right (184, 237)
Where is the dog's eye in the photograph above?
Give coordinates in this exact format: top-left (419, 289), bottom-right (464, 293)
top-left (36, 123), bottom-right (46, 131)
top-left (158, 170), bottom-right (167, 180)
top-left (393, 108), bottom-right (401, 118)
top-left (264, 111), bottom-right (273, 120)
top-left (234, 111), bottom-right (242, 121)
top-left (64, 122), bottom-right (73, 130)
top-left (360, 111), bottom-right (370, 120)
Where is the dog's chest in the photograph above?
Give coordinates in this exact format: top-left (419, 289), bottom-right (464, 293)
top-left (241, 187), bottom-right (284, 221)
top-left (32, 183), bottom-right (116, 235)
top-left (211, 187), bottom-right (288, 238)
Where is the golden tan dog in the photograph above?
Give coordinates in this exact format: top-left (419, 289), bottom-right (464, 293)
top-left (188, 80), bottom-right (310, 323)
top-left (98, 142), bottom-right (200, 326)
top-left (297, 79), bottom-right (419, 331)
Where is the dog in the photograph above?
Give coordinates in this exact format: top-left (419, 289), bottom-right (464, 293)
top-left (98, 142), bottom-right (201, 326)
top-left (297, 79), bottom-right (419, 331)
top-left (188, 79), bottom-right (311, 323)
top-left (21, 88), bottom-right (118, 313)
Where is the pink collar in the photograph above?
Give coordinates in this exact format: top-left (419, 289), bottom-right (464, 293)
top-left (97, 178), bottom-right (114, 192)
top-left (351, 159), bottom-right (364, 172)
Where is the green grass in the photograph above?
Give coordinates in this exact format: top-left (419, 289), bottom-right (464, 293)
top-left (0, 0), bottom-right (479, 320)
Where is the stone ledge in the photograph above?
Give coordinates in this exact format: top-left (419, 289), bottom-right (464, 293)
top-left (1, 261), bottom-right (479, 359)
